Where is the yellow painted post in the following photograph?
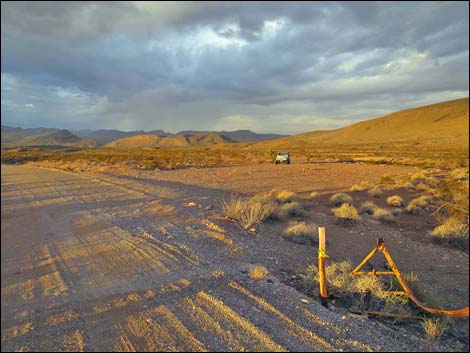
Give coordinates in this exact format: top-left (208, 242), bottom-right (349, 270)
top-left (318, 227), bottom-right (328, 299)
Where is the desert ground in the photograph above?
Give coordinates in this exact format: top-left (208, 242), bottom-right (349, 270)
top-left (1, 161), bottom-right (468, 352)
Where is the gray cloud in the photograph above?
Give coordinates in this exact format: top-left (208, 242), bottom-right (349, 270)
top-left (1, 1), bottom-right (468, 134)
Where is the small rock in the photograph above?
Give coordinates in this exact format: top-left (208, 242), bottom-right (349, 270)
top-left (301, 299), bottom-right (309, 304)
top-left (187, 202), bottom-right (197, 207)
top-left (249, 227), bottom-right (256, 233)
top-left (341, 315), bottom-right (347, 320)
top-left (205, 205), bottom-right (212, 210)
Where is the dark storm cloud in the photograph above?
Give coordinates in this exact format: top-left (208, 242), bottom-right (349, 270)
top-left (1, 1), bottom-right (468, 133)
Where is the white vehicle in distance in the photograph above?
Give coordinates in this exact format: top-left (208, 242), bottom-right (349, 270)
top-left (275, 151), bottom-right (290, 164)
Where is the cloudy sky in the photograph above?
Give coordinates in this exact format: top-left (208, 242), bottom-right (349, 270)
top-left (1, 1), bottom-right (469, 134)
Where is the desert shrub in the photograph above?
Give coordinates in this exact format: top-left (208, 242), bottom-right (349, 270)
top-left (368, 186), bottom-right (383, 197)
top-left (406, 195), bottom-right (432, 215)
top-left (404, 181), bottom-right (415, 190)
top-left (221, 195), bottom-right (246, 220)
top-left (359, 201), bottom-right (378, 215)
top-left (276, 201), bottom-right (306, 219)
top-left (283, 221), bottom-right (318, 245)
top-left (423, 318), bottom-right (445, 340)
top-left (351, 275), bottom-right (388, 309)
top-left (307, 261), bottom-right (387, 310)
top-left (414, 183), bottom-right (429, 192)
top-left (430, 217), bottom-right (468, 239)
top-left (274, 190), bottom-right (302, 203)
top-left (332, 204), bottom-right (359, 222)
top-left (248, 265), bottom-right (268, 280)
top-left (239, 203), bottom-right (273, 229)
top-left (450, 167), bottom-right (469, 181)
top-left (249, 193), bottom-right (279, 207)
top-left (411, 171), bottom-right (429, 182)
top-left (309, 191), bottom-right (319, 198)
top-left (386, 195), bottom-right (404, 207)
top-left (350, 184), bottom-right (364, 192)
top-left (380, 175), bottom-right (394, 184)
top-left (221, 195), bottom-right (272, 229)
top-left (372, 208), bottom-right (395, 223)
top-left (329, 192), bottom-right (353, 206)
top-left (307, 261), bottom-right (353, 295)
top-left (429, 187), bottom-right (442, 198)
top-left (247, 190), bottom-right (306, 220)
top-left (433, 177), bottom-right (469, 225)
top-left (424, 176), bottom-right (440, 186)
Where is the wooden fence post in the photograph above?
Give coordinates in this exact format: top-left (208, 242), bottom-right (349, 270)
top-left (318, 227), bottom-right (328, 299)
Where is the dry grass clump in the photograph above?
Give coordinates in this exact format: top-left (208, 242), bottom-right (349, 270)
top-left (248, 265), bottom-right (269, 280)
top-left (429, 175), bottom-right (469, 250)
top-left (433, 176), bottom-right (468, 228)
top-left (276, 201), bottom-right (306, 219)
top-left (283, 221), bottom-right (318, 245)
top-left (221, 195), bottom-right (246, 219)
top-left (307, 261), bottom-right (387, 309)
top-left (368, 186), bottom-right (383, 197)
top-left (432, 216), bottom-right (469, 249)
top-left (406, 195), bottom-right (432, 215)
top-left (372, 208), bottom-right (395, 223)
top-left (450, 167), bottom-right (469, 181)
top-left (414, 183), bottom-right (429, 192)
top-left (404, 181), bottom-right (415, 190)
top-left (386, 195), bottom-right (404, 207)
top-left (380, 175), bottom-right (394, 184)
top-left (353, 275), bottom-right (387, 299)
top-left (329, 192), bottom-right (353, 206)
top-left (221, 195), bottom-right (272, 229)
top-left (411, 170), bottom-right (429, 182)
top-left (272, 190), bottom-right (302, 203)
top-left (423, 318), bottom-right (445, 340)
top-left (430, 217), bottom-right (468, 239)
top-left (359, 201), bottom-right (378, 215)
top-left (248, 189), bottom-right (306, 220)
top-left (332, 204), bottom-right (359, 223)
top-left (350, 184), bottom-right (364, 192)
top-left (307, 261), bottom-right (352, 295)
top-left (249, 192), bottom-right (278, 205)
top-left (424, 176), bottom-right (440, 186)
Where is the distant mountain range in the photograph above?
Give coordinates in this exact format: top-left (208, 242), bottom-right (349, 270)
top-left (1, 126), bottom-right (97, 149)
top-left (2, 98), bottom-right (467, 150)
top-left (72, 129), bottom-right (171, 145)
top-left (1, 126), bottom-right (285, 149)
top-left (102, 132), bottom-right (233, 149)
top-left (73, 129), bottom-right (285, 145)
top-left (176, 130), bottom-right (286, 143)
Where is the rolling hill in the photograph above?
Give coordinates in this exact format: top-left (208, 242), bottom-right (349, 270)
top-left (73, 129), bottom-right (171, 145)
top-left (14, 130), bottom-right (97, 148)
top-left (1, 125), bottom-right (59, 147)
top-left (252, 98), bottom-right (469, 150)
top-left (102, 132), bottom-right (233, 149)
top-left (177, 130), bottom-right (286, 142)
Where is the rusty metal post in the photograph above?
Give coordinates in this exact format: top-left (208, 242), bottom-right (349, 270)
top-left (318, 227), bottom-right (328, 299)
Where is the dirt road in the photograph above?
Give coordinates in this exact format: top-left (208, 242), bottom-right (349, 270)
top-left (1, 165), bottom-right (466, 351)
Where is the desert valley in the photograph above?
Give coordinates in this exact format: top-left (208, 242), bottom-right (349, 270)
top-left (1, 2), bottom-right (469, 352)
